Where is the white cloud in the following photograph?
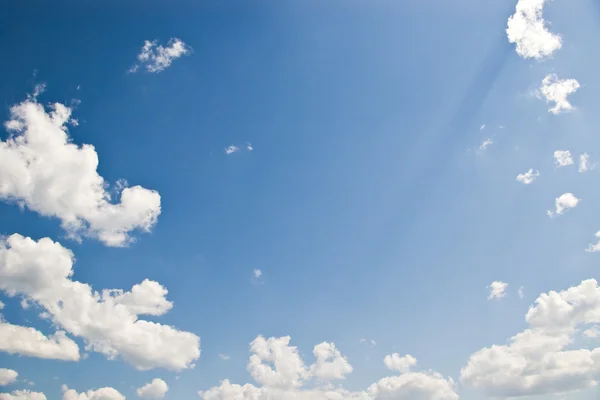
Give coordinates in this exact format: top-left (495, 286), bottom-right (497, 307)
top-left (219, 354), bottom-right (231, 361)
top-left (0, 96), bottom-right (161, 247)
top-left (584, 327), bottom-right (600, 339)
top-left (461, 279), bottom-right (600, 397)
top-left (488, 281), bottom-right (508, 300)
top-left (539, 74), bottom-right (580, 115)
top-left (506, 0), bottom-right (562, 59)
top-left (383, 353), bottom-right (417, 374)
top-left (310, 342), bottom-right (353, 381)
top-left (0, 320), bottom-right (80, 361)
top-left (62, 385), bottom-right (124, 400)
top-left (479, 138), bottom-right (493, 151)
top-left (253, 269), bottom-right (262, 279)
top-left (586, 231), bottom-right (600, 253)
top-left (225, 145), bottom-right (239, 155)
top-left (0, 369), bottom-right (18, 386)
top-left (518, 286), bottom-right (525, 299)
top-left (198, 335), bottom-right (458, 400)
top-left (579, 153), bottom-right (594, 173)
top-left (130, 38), bottom-right (190, 73)
top-left (0, 391), bottom-right (46, 400)
top-left (360, 338), bottom-right (377, 347)
top-left (246, 143), bottom-right (253, 151)
top-left (137, 379), bottom-right (168, 399)
top-left (549, 193), bottom-right (580, 217)
top-left (554, 150), bottom-right (574, 167)
top-left (516, 169), bottom-right (539, 184)
top-left (480, 124), bottom-right (486, 131)
top-left (0, 234), bottom-right (200, 370)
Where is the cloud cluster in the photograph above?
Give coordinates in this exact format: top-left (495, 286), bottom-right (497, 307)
top-left (553, 150), bottom-right (573, 167)
top-left (130, 38), bottom-right (190, 73)
top-left (0, 320), bottom-right (80, 361)
top-left (0, 96), bottom-right (161, 247)
top-left (548, 192), bottom-right (580, 217)
top-left (0, 234), bottom-right (200, 370)
top-left (516, 169), bottom-right (539, 184)
top-left (199, 335), bottom-right (458, 400)
top-left (506, 0), bottom-right (562, 59)
top-left (62, 385), bottom-right (124, 400)
top-left (137, 379), bottom-right (169, 399)
top-left (0, 369), bottom-right (18, 386)
top-left (0, 391), bottom-right (46, 400)
top-left (462, 279), bottom-right (600, 397)
top-left (538, 74), bottom-right (580, 115)
top-left (487, 281), bottom-right (508, 300)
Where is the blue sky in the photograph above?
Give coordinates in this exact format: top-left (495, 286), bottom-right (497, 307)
top-left (1, 0), bottom-right (600, 399)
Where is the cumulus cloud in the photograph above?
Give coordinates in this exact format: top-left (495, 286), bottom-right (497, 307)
top-left (488, 281), bottom-right (508, 300)
top-left (506, 0), bottom-right (562, 59)
top-left (548, 193), bottom-right (580, 217)
top-left (586, 231), bottom-right (600, 253)
top-left (0, 234), bottom-right (200, 370)
top-left (579, 153), bottom-right (594, 173)
top-left (0, 320), bottom-right (80, 361)
top-left (554, 150), bottom-right (574, 167)
top-left (253, 269), bottom-right (262, 279)
top-left (0, 369), bottom-right (18, 386)
top-left (0, 95), bottom-right (161, 247)
top-left (462, 279), bottom-right (600, 397)
top-left (62, 385), bottom-right (124, 400)
top-left (0, 391), bottom-right (46, 400)
top-left (539, 74), bottom-right (580, 115)
top-left (198, 335), bottom-right (458, 400)
top-left (130, 38), bottom-right (190, 73)
top-left (516, 169), bottom-right (539, 184)
top-left (137, 379), bottom-right (168, 399)
top-left (383, 354), bottom-right (417, 374)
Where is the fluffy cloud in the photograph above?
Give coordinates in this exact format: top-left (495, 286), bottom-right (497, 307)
top-left (0, 95), bottom-right (161, 247)
top-left (253, 269), bottom-right (262, 279)
top-left (506, 0), bottom-right (562, 59)
top-left (488, 281), bottom-right (508, 300)
top-left (0, 234), bottom-right (200, 370)
top-left (548, 193), bottom-right (580, 217)
top-left (0, 391), bottom-right (46, 400)
top-left (461, 279), bottom-right (600, 397)
top-left (539, 74), bottom-right (580, 115)
top-left (586, 232), bottom-right (600, 253)
top-left (199, 335), bottom-right (458, 400)
top-left (0, 320), bottom-right (80, 361)
top-left (130, 38), bottom-right (190, 73)
top-left (479, 138), bottom-right (493, 151)
top-left (579, 153), bottom-right (593, 173)
top-left (225, 145), bottom-right (239, 155)
top-left (137, 379), bottom-right (168, 399)
top-left (554, 150), bottom-right (573, 167)
top-left (0, 369), bottom-right (18, 386)
top-left (62, 386), bottom-right (124, 400)
top-left (383, 354), bottom-right (417, 374)
top-left (516, 169), bottom-right (539, 184)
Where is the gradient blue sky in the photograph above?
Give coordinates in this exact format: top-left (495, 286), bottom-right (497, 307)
top-left (1, 0), bottom-right (600, 399)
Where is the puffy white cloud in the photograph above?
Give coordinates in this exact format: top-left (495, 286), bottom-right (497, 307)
top-left (0, 320), bottom-right (80, 361)
top-left (0, 391), bottom-right (46, 400)
top-left (311, 342), bottom-right (353, 381)
top-left (137, 379), bottom-right (168, 399)
top-left (516, 169), bottom-right (539, 184)
top-left (579, 153), bottom-right (593, 173)
top-left (199, 335), bottom-right (458, 400)
top-left (539, 74), bottom-right (580, 115)
top-left (130, 38), bottom-right (190, 73)
top-left (479, 138), bottom-right (493, 151)
top-left (253, 269), bottom-right (262, 279)
top-left (584, 327), bottom-right (600, 339)
top-left (554, 150), bottom-right (574, 167)
top-left (0, 96), bottom-right (161, 247)
top-left (0, 234), bottom-right (200, 370)
top-left (225, 145), bottom-right (239, 155)
top-left (488, 281), bottom-right (508, 300)
top-left (383, 354), bottom-right (417, 374)
top-left (586, 231), bottom-right (600, 253)
top-left (0, 369), bottom-right (18, 386)
top-left (62, 385), bottom-right (124, 400)
top-left (506, 0), bottom-right (562, 59)
top-left (548, 193), bottom-right (580, 217)
top-left (462, 279), bottom-right (600, 397)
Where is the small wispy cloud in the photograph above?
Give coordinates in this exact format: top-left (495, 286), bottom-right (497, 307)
top-left (488, 281), bottom-right (508, 300)
top-left (253, 269), bottom-right (262, 279)
top-left (583, 327), bottom-right (600, 339)
top-left (586, 231), bottom-right (600, 253)
top-left (479, 138), bottom-right (494, 151)
top-left (130, 38), bottom-right (190, 73)
top-left (516, 169), bottom-right (539, 185)
top-left (480, 124), bottom-right (486, 131)
top-left (518, 286), bottom-right (524, 299)
top-left (359, 338), bottom-right (377, 347)
top-left (218, 353), bottom-right (231, 361)
top-left (225, 145), bottom-right (240, 155)
top-left (579, 153), bottom-right (594, 173)
top-left (246, 143), bottom-right (253, 151)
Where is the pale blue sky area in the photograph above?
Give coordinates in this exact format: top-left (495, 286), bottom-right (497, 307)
top-left (1, 1), bottom-right (600, 399)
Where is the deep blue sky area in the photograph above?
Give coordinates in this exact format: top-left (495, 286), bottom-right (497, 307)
top-left (1, 1), bottom-right (600, 399)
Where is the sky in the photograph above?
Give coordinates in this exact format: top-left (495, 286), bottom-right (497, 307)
top-left (1, 0), bottom-right (600, 399)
